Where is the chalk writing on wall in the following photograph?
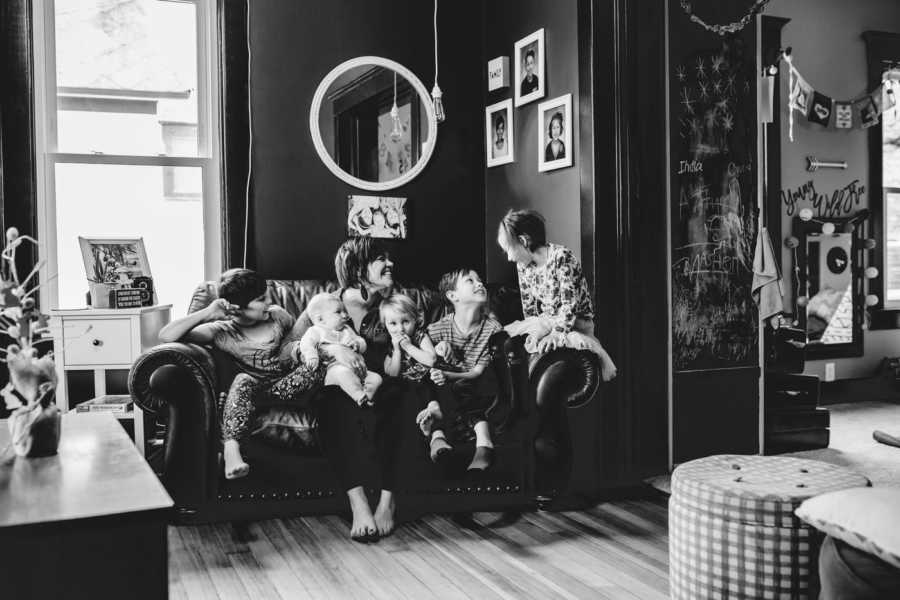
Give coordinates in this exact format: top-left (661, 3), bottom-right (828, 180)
top-left (781, 179), bottom-right (866, 217)
top-left (670, 32), bottom-right (758, 372)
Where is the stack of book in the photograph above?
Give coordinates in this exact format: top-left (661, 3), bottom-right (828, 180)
top-left (75, 394), bottom-right (134, 415)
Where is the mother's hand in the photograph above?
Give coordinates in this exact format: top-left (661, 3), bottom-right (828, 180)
top-left (323, 343), bottom-right (365, 373)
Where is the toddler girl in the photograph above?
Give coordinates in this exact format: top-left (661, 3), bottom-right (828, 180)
top-left (379, 294), bottom-right (451, 462)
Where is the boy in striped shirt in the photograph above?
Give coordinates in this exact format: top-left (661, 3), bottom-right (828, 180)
top-left (426, 268), bottom-right (502, 472)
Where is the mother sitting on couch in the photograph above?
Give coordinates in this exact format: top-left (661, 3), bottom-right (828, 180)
top-left (282, 237), bottom-right (414, 542)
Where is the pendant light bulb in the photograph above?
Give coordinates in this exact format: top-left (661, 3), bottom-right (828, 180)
top-left (390, 72), bottom-right (403, 142)
top-left (431, 84), bottom-right (445, 123)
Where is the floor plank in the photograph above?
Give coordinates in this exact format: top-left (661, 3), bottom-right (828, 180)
top-left (170, 498), bottom-right (671, 599)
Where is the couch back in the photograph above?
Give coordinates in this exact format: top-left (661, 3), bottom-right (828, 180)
top-left (188, 279), bottom-right (524, 326)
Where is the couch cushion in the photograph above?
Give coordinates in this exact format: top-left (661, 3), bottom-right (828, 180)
top-left (796, 487), bottom-right (900, 569)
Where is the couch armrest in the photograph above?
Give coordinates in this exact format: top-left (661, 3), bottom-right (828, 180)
top-left (128, 342), bottom-right (220, 513)
top-left (529, 347), bottom-right (601, 409)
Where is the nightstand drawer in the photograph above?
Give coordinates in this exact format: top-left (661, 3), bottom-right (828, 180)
top-left (64, 319), bottom-right (133, 366)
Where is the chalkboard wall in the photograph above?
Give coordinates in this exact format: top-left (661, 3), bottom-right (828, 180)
top-left (669, 4), bottom-right (759, 372)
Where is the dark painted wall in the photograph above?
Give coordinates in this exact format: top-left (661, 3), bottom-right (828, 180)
top-left (483, 0), bottom-right (582, 285)
top-left (247, 1), bottom-right (485, 284)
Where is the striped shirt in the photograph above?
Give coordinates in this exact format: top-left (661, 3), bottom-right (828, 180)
top-left (426, 314), bottom-right (502, 372)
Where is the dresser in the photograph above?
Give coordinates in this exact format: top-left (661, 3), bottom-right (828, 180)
top-left (49, 305), bottom-right (172, 453)
top-left (0, 413), bottom-right (173, 599)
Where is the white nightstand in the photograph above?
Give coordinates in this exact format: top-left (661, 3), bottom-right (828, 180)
top-left (50, 305), bottom-right (172, 455)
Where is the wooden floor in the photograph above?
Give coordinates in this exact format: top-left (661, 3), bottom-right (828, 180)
top-left (169, 495), bottom-right (670, 600)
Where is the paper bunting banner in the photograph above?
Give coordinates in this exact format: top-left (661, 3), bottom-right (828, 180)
top-left (789, 75), bottom-right (813, 114)
top-left (781, 50), bottom-right (900, 140)
top-left (856, 95), bottom-right (879, 129)
top-left (808, 91), bottom-right (833, 127)
top-left (834, 102), bottom-right (853, 129)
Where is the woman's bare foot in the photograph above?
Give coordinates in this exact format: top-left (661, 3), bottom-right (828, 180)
top-left (223, 439), bottom-right (250, 479)
top-left (348, 486), bottom-right (377, 542)
top-left (373, 490), bottom-right (396, 537)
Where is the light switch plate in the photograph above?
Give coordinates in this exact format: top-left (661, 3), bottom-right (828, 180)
top-left (825, 362), bottom-right (836, 382)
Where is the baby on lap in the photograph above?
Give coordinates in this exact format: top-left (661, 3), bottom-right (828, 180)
top-left (298, 293), bottom-right (382, 406)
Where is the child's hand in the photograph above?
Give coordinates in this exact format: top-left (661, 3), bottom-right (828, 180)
top-left (429, 368), bottom-right (446, 386)
top-left (206, 298), bottom-right (238, 321)
top-left (289, 342), bottom-right (303, 364)
top-left (434, 341), bottom-right (452, 361)
top-left (304, 353), bottom-right (319, 369)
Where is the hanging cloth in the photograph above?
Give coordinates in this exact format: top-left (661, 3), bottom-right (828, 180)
top-left (752, 227), bottom-right (784, 321)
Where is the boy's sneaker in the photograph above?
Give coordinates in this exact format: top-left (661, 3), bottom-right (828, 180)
top-left (430, 437), bottom-right (453, 463)
top-left (467, 445), bottom-right (494, 472)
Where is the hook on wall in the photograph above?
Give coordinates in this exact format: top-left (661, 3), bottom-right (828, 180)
top-left (806, 156), bottom-right (848, 172)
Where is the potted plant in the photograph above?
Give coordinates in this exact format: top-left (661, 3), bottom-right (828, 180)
top-left (1, 227), bottom-right (59, 457)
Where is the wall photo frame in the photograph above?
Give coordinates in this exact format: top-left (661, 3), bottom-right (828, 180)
top-left (347, 195), bottom-right (408, 239)
top-left (485, 99), bottom-right (514, 167)
top-left (537, 93), bottom-right (573, 172)
top-left (514, 29), bottom-right (545, 107)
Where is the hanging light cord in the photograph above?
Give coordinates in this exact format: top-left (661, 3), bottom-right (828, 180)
top-left (433, 0), bottom-right (439, 86)
top-left (243, 0), bottom-right (253, 268)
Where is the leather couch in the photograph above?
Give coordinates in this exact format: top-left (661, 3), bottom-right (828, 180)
top-left (128, 279), bottom-right (601, 523)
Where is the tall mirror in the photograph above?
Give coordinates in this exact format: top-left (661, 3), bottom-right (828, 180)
top-left (795, 216), bottom-right (864, 358)
top-left (310, 56), bottom-right (437, 191)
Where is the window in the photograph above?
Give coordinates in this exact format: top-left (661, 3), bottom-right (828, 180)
top-left (864, 31), bottom-right (900, 326)
top-left (33, 0), bottom-right (221, 317)
top-left (883, 93), bottom-right (900, 307)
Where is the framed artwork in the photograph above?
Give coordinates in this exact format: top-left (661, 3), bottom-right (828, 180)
top-left (485, 99), bottom-right (514, 167)
top-left (78, 236), bottom-right (152, 286)
top-left (347, 195), bottom-right (408, 239)
top-left (537, 94), bottom-right (573, 172)
top-left (514, 29), bottom-right (545, 107)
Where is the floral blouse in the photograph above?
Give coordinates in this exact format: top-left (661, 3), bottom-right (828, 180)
top-left (516, 243), bottom-right (594, 334)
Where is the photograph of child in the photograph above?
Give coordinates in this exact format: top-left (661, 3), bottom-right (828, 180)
top-left (514, 29), bottom-right (545, 107)
top-left (538, 94), bottom-right (573, 172)
top-left (485, 99), bottom-right (514, 167)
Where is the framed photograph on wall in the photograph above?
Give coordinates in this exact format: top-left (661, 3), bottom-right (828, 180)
top-left (78, 236), bottom-right (152, 286)
top-left (537, 94), bottom-right (573, 172)
top-left (348, 195), bottom-right (408, 239)
top-left (485, 99), bottom-right (514, 167)
top-left (514, 29), bottom-right (545, 107)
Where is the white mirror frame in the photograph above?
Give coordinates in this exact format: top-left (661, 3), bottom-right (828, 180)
top-left (309, 56), bottom-right (438, 191)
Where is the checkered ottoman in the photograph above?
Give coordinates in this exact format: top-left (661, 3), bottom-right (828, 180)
top-left (669, 454), bottom-right (869, 599)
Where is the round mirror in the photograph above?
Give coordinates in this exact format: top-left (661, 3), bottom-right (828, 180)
top-left (310, 56), bottom-right (437, 191)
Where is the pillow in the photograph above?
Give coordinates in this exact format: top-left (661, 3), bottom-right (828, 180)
top-left (251, 407), bottom-right (319, 452)
top-left (795, 487), bottom-right (900, 569)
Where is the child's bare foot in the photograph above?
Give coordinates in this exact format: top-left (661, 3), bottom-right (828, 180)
top-left (373, 490), bottom-right (396, 537)
top-left (353, 391), bottom-right (372, 407)
top-left (223, 439), bottom-right (250, 479)
top-left (348, 487), bottom-right (378, 543)
top-left (467, 445), bottom-right (494, 472)
top-left (416, 402), bottom-right (443, 436)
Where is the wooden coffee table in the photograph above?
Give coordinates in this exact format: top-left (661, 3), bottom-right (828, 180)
top-left (0, 412), bottom-right (173, 600)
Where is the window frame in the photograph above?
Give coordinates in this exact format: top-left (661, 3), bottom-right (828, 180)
top-left (31, 0), bottom-right (222, 311)
top-left (864, 31), bottom-right (900, 328)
